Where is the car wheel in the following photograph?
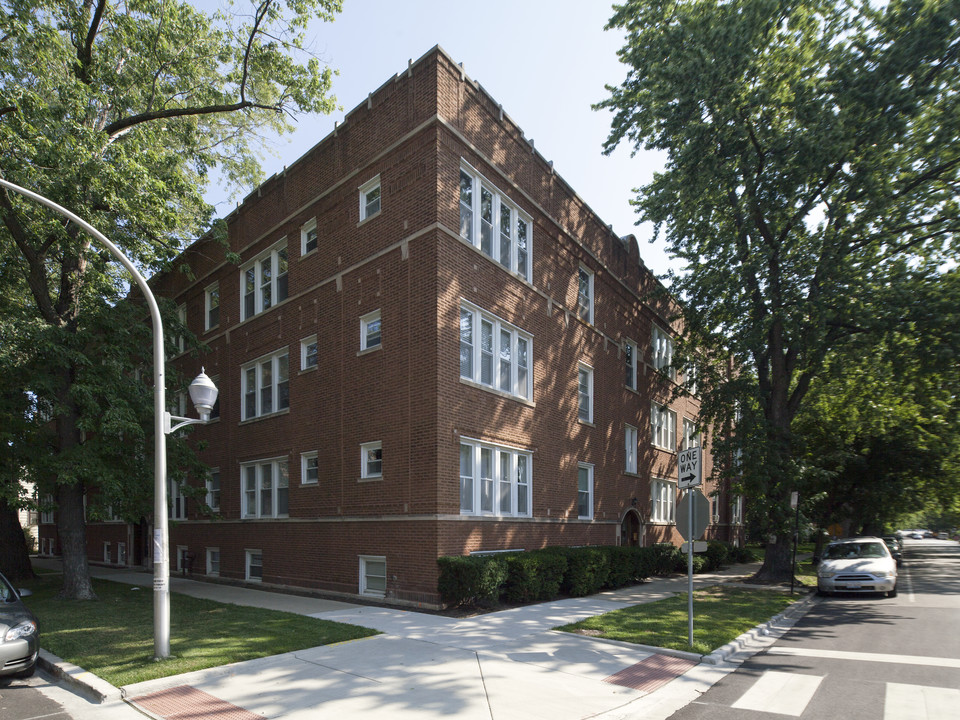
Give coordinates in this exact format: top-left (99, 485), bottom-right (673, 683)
top-left (817, 586), bottom-right (831, 597)
top-left (887, 585), bottom-right (898, 598)
top-left (13, 664), bottom-right (35, 679)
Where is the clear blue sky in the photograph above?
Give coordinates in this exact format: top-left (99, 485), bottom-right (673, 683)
top-left (203, 0), bottom-right (672, 276)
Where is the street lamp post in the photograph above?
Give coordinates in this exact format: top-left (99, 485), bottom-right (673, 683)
top-left (0, 178), bottom-right (217, 660)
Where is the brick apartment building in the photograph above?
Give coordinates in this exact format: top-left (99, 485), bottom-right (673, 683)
top-left (38, 47), bottom-right (743, 607)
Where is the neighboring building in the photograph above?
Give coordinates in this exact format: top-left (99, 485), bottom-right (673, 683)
top-left (40, 47), bottom-right (742, 606)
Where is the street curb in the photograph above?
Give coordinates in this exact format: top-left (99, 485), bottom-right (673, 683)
top-left (701, 592), bottom-right (819, 665)
top-left (38, 648), bottom-right (122, 704)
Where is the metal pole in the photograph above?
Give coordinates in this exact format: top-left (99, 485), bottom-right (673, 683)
top-left (791, 495), bottom-right (800, 595)
top-left (688, 489), bottom-right (694, 646)
top-left (0, 179), bottom-right (171, 659)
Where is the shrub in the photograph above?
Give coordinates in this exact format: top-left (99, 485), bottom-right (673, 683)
top-left (437, 555), bottom-right (507, 607)
top-left (704, 541), bottom-right (730, 571)
top-left (648, 543), bottom-right (683, 576)
top-left (502, 550), bottom-right (567, 604)
top-left (604, 546), bottom-right (637, 588)
top-left (559, 547), bottom-right (610, 597)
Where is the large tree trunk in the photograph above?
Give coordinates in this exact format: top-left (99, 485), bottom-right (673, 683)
top-left (55, 372), bottom-right (97, 600)
top-left (754, 535), bottom-right (795, 583)
top-left (0, 498), bottom-right (34, 581)
top-left (56, 480), bottom-right (96, 599)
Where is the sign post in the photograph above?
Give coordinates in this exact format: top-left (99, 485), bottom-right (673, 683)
top-left (790, 491), bottom-right (800, 595)
top-left (677, 447), bottom-right (703, 646)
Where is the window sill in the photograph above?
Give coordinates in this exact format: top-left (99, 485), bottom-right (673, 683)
top-left (299, 365), bottom-right (318, 374)
top-left (239, 408), bottom-right (291, 426)
top-left (358, 476), bottom-right (383, 483)
top-left (357, 210), bottom-right (381, 228)
top-left (578, 418), bottom-right (596, 428)
top-left (459, 377), bottom-right (534, 407)
top-left (357, 345), bottom-right (382, 357)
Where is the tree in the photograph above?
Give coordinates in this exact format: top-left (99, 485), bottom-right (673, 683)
top-left (0, 0), bottom-right (341, 598)
top-left (599, 0), bottom-right (959, 580)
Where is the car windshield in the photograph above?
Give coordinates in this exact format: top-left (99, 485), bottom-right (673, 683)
top-left (824, 542), bottom-right (888, 560)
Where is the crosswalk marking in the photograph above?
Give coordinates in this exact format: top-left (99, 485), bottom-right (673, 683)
top-left (884, 683), bottom-right (960, 720)
top-left (730, 670), bottom-right (823, 716)
top-left (767, 646), bottom-right (960, 669)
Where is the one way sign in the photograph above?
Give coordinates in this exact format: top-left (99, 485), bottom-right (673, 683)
top-left (677, 447), bottom-right (702, 489)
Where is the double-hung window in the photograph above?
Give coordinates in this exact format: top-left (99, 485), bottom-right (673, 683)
top-left (175, 304), bottom-right (187, 354)
top-left (459, 302), bottom-right (532, 401)
top-left (681, 418), bottom-right (699, 451)
top-left (301, 218), bottom-right (318, 255)
top-left (652, 402), bottom-right (677, 450)
top-left (459, 165), bottom-right (531, 282)
top-left (625, 425), bottom-right (638, 474)
top-left (624, 339), bottom-right (637, 390)
top-left (241, 458), bottom-right (289, 518)
top-left (577, 463), bottom-right (594, 519)
top-left (241, 241), bottom-right (288, 321)
top-left (242, 350), bottom-right (289, 420)
top-left (459, 439), bottom-right (531, 517)
top-left (205, 283), bottom-right (220, 331)
top-left (361, 310), bottom-right (381, 351)
top-left (651, 479), bottom-right (676, 523)
top-left (205, 469), bottom-right (220, 511)
top-left (361, 442), bottom-right (382, 479)
top-left (651, 325), bottom-right (675, 378)
top-left (301, 335), bottom-right (318, 370)
top-left (578, 363), bottom-right (594, 423)
top-left (301, 452), bottom-right (319, 485)
top-left (577, 266), bottom-right (594, 324)
top-left (359, 175), bottom-right (381, 221)
top-left (170, 480), bottom-right (187, 520)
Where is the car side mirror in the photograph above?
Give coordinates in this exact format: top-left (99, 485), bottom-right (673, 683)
top-left (17, 588), bottom-right (33, 598)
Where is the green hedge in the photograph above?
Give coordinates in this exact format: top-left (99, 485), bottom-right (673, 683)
top-left (437, 541), bottom-right (752, 607)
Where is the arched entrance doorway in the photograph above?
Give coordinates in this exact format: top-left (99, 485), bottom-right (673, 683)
top-left (620, 509), bottom-right (643, 547)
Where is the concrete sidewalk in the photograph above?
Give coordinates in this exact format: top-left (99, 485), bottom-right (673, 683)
top-left (33, 559), bottom-right (817, 720)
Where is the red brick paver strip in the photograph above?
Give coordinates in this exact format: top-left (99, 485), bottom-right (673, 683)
top-left (129, 685), bottom-right (263, 720)
top-left (603, 653), bottom-right (699, 693)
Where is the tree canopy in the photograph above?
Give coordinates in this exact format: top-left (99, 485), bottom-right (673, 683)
top-left (0, 0), bottom-right (341, 593)
top-left (600, 0), bottom-right (959, 579)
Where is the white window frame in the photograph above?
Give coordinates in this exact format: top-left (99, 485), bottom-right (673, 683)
top-left (732, 495), bottom-right (744, 525)
top-left (681, 418), bottom-right (700, 451)
top-left (624, 339), bottom-right (637, 390)
top-left (206, 468), bottom-right (220, 511)
top-left (625, 424), bottom-right (638, 474)
top-left (301, 451), bottom-right (319, 485)
top-left (359, 555), bottom-right (386, 597)
top-left (40, 494), bottom-right (53, 524)
top-left (246, 550), bottom-right (263, 582)
top-left (459, 301), bottom-right (532, 401)
top-left (103, 541), bottom-right (111, 564)
top-left (578, 363), bottom-right (594, 423)
top-left (117, 542), bottom-right (127, 566)
top-left (205, 282), bottom-right (220, 331)
top-left (359, 175), bottom-right (381, 222)
top-left (577, 266), bottom-right (594, 324)
top-left (652, 402), bottom-right (677, 451)
top-left (241, 240), bottom-right (288, 321)
top-left (360, 310), bottom-right (382, 352)
top-left (241, 349), bottom-right (289, 421)
top-left (241, 458), bottom-right (289, 519)
top-left (301, 217), bottom-right (318, 255)
top-left (459, 438), bottom-right (532, 517)
top-left (651, 325), bottom-right (675, 379)
top-left (175, 303), bottom-right (187, 354)
top-left (176, 545), bottom-right (189, 573)
top-left (361, 441), bottom-right (382, 480)
top-left (170, 480), bottom-right (187, 520)
top-left (651, 478), bottom-right (677, 524)
top-left (577, 463), bottom-right (594, 520)
top-left (301, 334), bottom-right (318, 370)
top-left (206, 547), bottom-right (220, 576)
top-left (458, 163), bottom-right (532, 282)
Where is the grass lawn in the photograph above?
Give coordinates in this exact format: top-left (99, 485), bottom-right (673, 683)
top-left (556, 585), bottom-right (803, 655)
top-left (20, 575), bottom-right (378, 687)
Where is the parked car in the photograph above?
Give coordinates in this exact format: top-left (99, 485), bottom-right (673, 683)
top-left (0, 571), bottom-right (38, 679)
top-left (910, 531), bottom-right (924, 539)
top-left (817, 537), bottom-right (898, 598)
top-left (881, 536), bottom-right (903, 565)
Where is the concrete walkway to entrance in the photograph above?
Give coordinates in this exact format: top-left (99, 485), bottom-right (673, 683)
top-left (33, 558), bottom-right (816, 720)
